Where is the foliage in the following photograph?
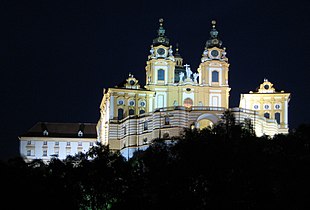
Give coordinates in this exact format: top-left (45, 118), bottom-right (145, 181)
top-left (1, 124), bottom-right (310, 209)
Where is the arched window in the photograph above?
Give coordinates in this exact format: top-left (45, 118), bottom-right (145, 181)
top-left (264, 112), bottom-right (270, 119)
top-left (129, 109), bottom-right (135, 116)
top-left (118, 108), bottom-right (124, 120)
top-left (158, 69), bottom-right (165, 81)
top-left (139, 109), bottom-right (145, 115)
top-left (143, 121), bottom-right (148, 131)
top-left (183, 98), bottom-right (193, 108)
top-left (164, 116), bottom-right (170, 125)
top-left (275, 113), bottom-right (281, 124)
top-left (212, 71), bottom-right (219, 82)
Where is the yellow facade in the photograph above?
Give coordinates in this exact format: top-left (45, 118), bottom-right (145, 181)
top-left (97, 19), bottom-right (291, 151)
top-left (239, 79), bottom-right (291, 133)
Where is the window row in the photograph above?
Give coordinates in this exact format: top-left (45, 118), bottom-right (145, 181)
top-left (26, 141), bottom-right (94, 147)
top-left (117, 99), bottom-right (146, 107)
top-left (122, 116), bottom-right (171, 135)
top-left (253, 104), bottom-right (282, 110)
top-left (264, 112), bottom-right (281, 124)
top-left (118, 108), bottom-right (146, 120)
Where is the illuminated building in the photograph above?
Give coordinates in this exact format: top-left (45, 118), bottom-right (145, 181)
top-left (19, 19), bottom-right (290, 161)
top-left (97, 19), bottom-right (291, 153)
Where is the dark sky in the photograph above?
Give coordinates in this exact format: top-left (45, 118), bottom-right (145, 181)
top-left (1, 0), bottom-right (310, 159)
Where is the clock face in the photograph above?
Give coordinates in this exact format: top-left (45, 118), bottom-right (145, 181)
top-left (157, 48), bottom-right (165, 55)
top-left (264, 85), bottom-right (269, 90)
top-left (211, 50), bottom-right (219, 57)
top-left (129, 80), bottom-right (135, 85)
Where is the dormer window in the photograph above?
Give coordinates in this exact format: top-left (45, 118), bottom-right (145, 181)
top-left (78, 130), bottom-right (83, 137)
top-left (43, 130), bottom-right (48, 136)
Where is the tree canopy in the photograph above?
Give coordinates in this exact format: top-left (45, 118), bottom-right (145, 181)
top-left (1, 123), bottom-right (310, 209)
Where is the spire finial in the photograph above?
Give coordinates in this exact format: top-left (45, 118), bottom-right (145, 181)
top-left (159, 18), bottom-right (164, 26)
top-left (176, 43), bottom-right (179, 52)
top-left (211, 20), bottom-right (216, 28)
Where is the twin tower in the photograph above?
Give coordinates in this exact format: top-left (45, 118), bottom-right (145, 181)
top-left (145, 19), bottom-right (230, 110)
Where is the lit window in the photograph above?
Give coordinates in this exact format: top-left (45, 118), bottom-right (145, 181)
top-left (144, 121), bottom-right (148, 131)
top-left (118, 100), bottom-right (124, 105)
top-left (264, 113), bottom-right (270, 119)
top-left (212, 71), bottom-right (219, 82)
top-left (140, 101), bottom-right (146, 107)
top-left (78, 130), bottom-right (83, 137)
top-left (158, 69), bottom-right (165, 81)
top-left (275, 113), bottom-right (281, 124)
top-left (129, 109), bottom-right (135, 115)
top-left (43, 150), bottom-right (47, 157)
top-left (129, 100), bottom-right (135, 106)
top-left (118, 108), bottom-right (124, 120)
top-left (43, 130), bottom-right (48, 136)
top-left (165, 116), bottom-right (170, 125)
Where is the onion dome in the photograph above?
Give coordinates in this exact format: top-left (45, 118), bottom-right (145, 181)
top-left (153, 18), bottom-right (170, 47)
top-left (205, 20), bottom-right (223, 48)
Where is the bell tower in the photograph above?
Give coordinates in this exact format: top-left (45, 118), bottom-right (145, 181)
top-left (145, 18), bottom-right (176, 86)
top-left (197, 20), bottom-right (230, 108)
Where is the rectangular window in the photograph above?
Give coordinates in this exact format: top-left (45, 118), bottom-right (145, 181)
top-left (90, 142), bottom-right (94, 147)
top-left (27, 141), bottom-right (31, 145)
top-left (43, 141), bottom-right (47, 145)
top-left (158, 69), bottom-right (165, 81)
top-left (43, 150), bottom-right (47, 156)
top-left (66, 142), bottom-right (71, 146)
top-left (55, 141), bottom-right (59, 146)
top-left (212, 71), bottom-right (219, 82)
top-left (144, 121), bottom-right (148, 131)
top-left (27, 150), bottom-right (31, 156)
top-left (78, 142), bottom-right (82, 146)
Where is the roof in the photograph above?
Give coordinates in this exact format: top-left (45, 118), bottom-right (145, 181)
top-left (20, 122), bottom-right (97, 138)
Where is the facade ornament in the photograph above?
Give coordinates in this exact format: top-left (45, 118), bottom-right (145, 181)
top-left (184, 64), bottom-right (192, 79)
top-left (150, 45), bottom-right (155, 57)
top-left (169, 45), bottom-right (173, 56)
top-left (179, 72), bottom-right (184, 82)
top-left (193, 73), bottom-right (199, 83)
top-left (203, 48), bottom-right (208, 55)
top-left (221, 47), bottom-right (227, 60)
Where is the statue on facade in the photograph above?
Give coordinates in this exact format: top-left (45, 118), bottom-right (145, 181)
top-left (179, 72), bottom-right (184, 82)
top-left (184, 64), bottom-right (192, 79)
top-left (193, 73), bottom-right (199, 83)
top-left (150, 45), bottom-right (155, 57)
top-left (169, 45), bottom-right (173, 56)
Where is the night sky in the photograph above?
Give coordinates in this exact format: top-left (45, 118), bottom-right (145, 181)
top-left (1, 0), bottom-right (309, 159)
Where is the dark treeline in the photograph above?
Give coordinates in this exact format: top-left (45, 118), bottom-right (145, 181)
top-left (1, 116), bottom-right (310, 209)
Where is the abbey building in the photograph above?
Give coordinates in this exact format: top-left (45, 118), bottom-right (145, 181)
top-left (19, 19), bottom-right (290, 161)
